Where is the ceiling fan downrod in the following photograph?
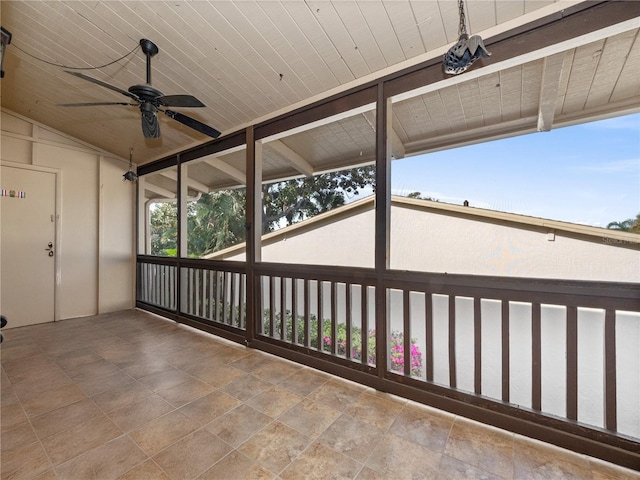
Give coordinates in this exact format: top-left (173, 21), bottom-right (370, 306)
top-left (139, 39), bottom-right (159, 84)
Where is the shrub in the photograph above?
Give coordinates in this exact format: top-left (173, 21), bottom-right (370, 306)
top-left (262, 310), bottom-right (422, 377)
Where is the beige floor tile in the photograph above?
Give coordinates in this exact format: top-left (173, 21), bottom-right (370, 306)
top-left (91, 380), bottom-right (154, 413)
top-left (53, 348), bottom-right (105, 370)
top-left (444, 417), bottom-right (514, 479)
top-left (0, 421), bottom-right (38, 453)
top-left (220, 374), bottom-right (272, 401)
top-left (279, 398), bottom-right (341, 439)
top-left (7, 362), bottom-right (72, 392)
top-left (153, 429), bottom-right (232, 480)
top-left (280, 441), bottom-right (363, 480)
top-left (0, 342), bottom-right (44, 363)
top-left (388, 404), bottom-right (454, 452)
top-left (155, 377), bottom-right (213, 408)
top-left (246, 386), bottom-right (303, 418)
top-left (365, 433), bottom-right (442, 479)
top-left (129, 410), bottom-right (200, 456)
top-left (438, 454), bottom-right (503, 479)
top-left (0, 441), bottom-right (51, 480)
top-left (56, 435), bottom-right (148, 480)
top-left (229, 351), bottom-right (275, 373)
top-left (61, 358), bottom-right (120, 383)
top-left (206, 404), bottom-right (272, 448)
top-left (1, 366), bottom-right (11, 387)
top-left (307, 379), bottom-right (365, 412)
top-left (355, 466), bottom-right (387, 480)
top-left (116, 459), bottom-right (170, 480)
top-left (513, 436), bottom-right (594, 479)
top-left (2, 354), bottom-right (55, 383)
top-left (122, 357), bottom-right (174, 379)
top-left (1, 396), bottom-right (29, 432)
top-left (317, 413), bottom-right (384, 463)
top-left (252, 361), bottom-right (301, 384)
top-left (197, 451), bottom-right (275, 480)
top-left (239, 421), bottom-right (311, 473)
top-left (198, 344), bottom-right (249, 365)
top-left (344, 392), bottom-right (404, 430)
top-left (164, 346), bottom-right (213, 369)
top-left (106, 393), bottom-right (175, 432)
top-left (76, 369), bottom-right (135, 397)
top-left (278, 368), bottom-right (330, 397)
top-left (17, 382), bottom-right (88, 418)
top-left (31, 470), bottom-right (58, 480)
top-left (41, 414), bottom-right (122, 465)
top-left (178, 390), bottom-right (242, 425)
top-left (183, 363), bottom-right (246, 387)
top-left (590, 457), bottom-right (640, 480)
top-left (137, 368), bottom-right (194, 392)
top-left (30, 397), bottom-right (104, 439)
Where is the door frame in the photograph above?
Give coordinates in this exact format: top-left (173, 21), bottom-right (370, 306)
top-left (1, 160), bottom-right (62, 322)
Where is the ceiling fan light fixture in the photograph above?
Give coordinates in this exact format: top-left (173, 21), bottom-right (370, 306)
top-left (140, 103), bottom-right (160, 138)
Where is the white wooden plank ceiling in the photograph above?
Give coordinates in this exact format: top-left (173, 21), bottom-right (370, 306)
top-left (1, 1), bottom-right (638, 199)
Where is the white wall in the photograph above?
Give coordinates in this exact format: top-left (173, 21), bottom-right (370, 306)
top-left (1, 109), bottom-right (135, 320)
top-left (219, 200), bottom-right (639, 282)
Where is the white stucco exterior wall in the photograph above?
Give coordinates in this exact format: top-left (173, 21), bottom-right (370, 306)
top-left (217, 198), bottom-right (639, 283)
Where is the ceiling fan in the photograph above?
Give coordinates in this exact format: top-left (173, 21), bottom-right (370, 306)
top-left (59, 39), bottom-right (221, 139)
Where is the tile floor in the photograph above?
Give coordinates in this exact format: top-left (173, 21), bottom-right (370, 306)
top-left (1, 309), bottom-right (638, 480)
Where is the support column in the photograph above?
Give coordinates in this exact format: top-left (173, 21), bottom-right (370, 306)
top-left (375, 82), bottom-right (392, 381)
top-left (246, 127), bottom-right (262, 344)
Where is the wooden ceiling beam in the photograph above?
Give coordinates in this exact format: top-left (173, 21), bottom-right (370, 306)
top-left (144, 182), bottom-right (176, 199)
top-left (266, 140), bottom-right (314, 177)
top-left (203, 157), bottom-right (247, 185)
top-left (537, 52), bottom-right (567, 132)
top-left (158, 170), bottom-right (210, 194)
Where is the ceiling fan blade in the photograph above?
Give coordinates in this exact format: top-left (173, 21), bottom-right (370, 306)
top-left (164, 110), bottom-right (221, 138)
top-left (64, 71), bottom-right (139, 101)
top-left (157, 95), bottom-right (205, 108)
top-left (58, 102), bottom-right (136, 107)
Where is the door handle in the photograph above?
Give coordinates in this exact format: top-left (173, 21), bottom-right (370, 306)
top-left (45, 242), bottom-right (54, 256)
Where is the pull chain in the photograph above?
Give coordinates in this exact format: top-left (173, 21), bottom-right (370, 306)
top-left (458, 0), bottom-right (467, 37)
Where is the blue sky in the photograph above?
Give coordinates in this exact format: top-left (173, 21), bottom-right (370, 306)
top-left (391, 113), bottom-right (640, 228)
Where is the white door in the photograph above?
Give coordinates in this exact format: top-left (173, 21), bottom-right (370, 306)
top-left (1, 165), bottom-right (57, 328)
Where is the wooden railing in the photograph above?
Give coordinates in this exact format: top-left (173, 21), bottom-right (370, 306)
top-left (137, 256), bottom-right (640, 469)
top-left (137, 257), bottom-right (177, 311)
top-left (380, 271), bottom-right (640, 439)
top-left (181, 261), bottom-right (247, 330)
top-left (255, 264), bottom-right (377, 374)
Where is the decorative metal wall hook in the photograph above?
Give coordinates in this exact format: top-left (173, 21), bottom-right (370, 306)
top-left (443, 0), bottom-right (491, 75)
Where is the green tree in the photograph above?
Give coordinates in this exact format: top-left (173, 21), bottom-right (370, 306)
top-left (607, 216), bottom-right (637, 232)
top-left (149, 202), bottom-right (178, 256)
top-left (149, 166), bottom-right (376, 258)
top-left (406, 191), bottom-right (438, 201)
top-left (261, 166), bottom-right (375, 232)
top-left (187, 190), bottom-right (246, 256)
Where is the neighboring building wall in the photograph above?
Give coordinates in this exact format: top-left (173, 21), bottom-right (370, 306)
top-left (390, 204), bottom-right (640, 282)
top-left (1, 109), bottom-right (135, 319)
top-left (215, 197), bottom-right (639, 283)
top-left (261, 208), bottom-right (375, 267)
